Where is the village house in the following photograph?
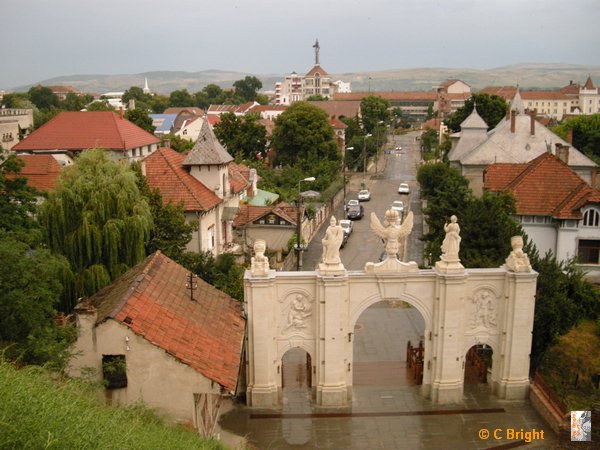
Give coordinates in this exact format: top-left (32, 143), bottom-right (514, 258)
top-left (6, 154), bottom-right (62, 194)
top-left (11, 110), bottom-right (160, 166)
top-left (68, 251), bottom-right (245, 433)
top-left (0, 108), bottom-right (33, 151)
top-left (484, 152), bottom-right (600, 282)
top-left (448, 91), bottom-right (597, 196)
top-left (142, 120), bottom-right (250, 256)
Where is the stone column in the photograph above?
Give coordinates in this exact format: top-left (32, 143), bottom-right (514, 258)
top-left (497, 271), bottom-right (538, 399)
top-left (315, 273), bottom-right (350, 406)
top-left (430, 270), bottom-right (468, 404)
top-left (244, 270), bottom-right (279, 407)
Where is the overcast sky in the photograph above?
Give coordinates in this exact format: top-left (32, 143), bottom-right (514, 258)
top-left (2, 0), bottom-right (599, 89)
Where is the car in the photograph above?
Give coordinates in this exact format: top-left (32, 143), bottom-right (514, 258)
top-left (391, 200), bottom-right (404, 214)
top-left (398, 183), bottom-right (410, 194)
top-left (395, 146), bottom-right (403, 151)
top-left (339, 219), bottom-right (353, 237)
top-left (340, 231), bottom-right (349, 248)
top-left (357, 189), bottom-right (371, 201)
top-left (347, 199), bottom-right (359, 207)
top-left (346, 203), bottom-right (364, 220)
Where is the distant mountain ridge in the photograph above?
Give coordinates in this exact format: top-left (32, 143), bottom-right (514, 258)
top-left (12, 63), bottom-right (600, 95)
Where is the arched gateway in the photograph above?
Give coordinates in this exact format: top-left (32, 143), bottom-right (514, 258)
top-left (244, 214), bottom-right (537, 407)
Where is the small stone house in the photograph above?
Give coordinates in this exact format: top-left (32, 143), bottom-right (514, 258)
top-left (69, 251), bottom-right (246, 428)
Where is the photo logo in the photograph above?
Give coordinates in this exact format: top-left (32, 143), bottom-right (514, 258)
top-left (571, 410), bottom-right (591, 442)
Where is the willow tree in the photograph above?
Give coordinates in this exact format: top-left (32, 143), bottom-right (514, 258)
top-left (40, 150), bottom-right (153, 301)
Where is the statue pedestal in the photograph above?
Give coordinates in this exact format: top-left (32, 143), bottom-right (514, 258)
top-left (435, 258), bottom-right (464, 274)
top-left (365, 258), bottom-right (419, 273)
top-left (318, 262), bottom-right (346, 276)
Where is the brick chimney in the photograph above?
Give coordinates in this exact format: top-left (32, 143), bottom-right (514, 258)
top-left (555, 143), bottom-right (569, 164)
top-left (119, 106), bottom-right (124, 119)
top-left (510, 110), bottom-right (516, 133)
top-left (530, 110), bottom-right (536, 136)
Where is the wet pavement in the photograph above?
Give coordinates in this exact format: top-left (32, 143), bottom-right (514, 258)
top-left (219, 302), bottom-right (558, 449)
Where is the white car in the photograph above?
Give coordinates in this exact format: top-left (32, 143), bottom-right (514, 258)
top-left (347, 199), bottom-right (359, 207)
top-left (340, 219), bottom-right (353, 237)
top-left (398, 183), bottom-right (410, 194)
top-left (391, 200), bottom-right (404, 214)
top-left (357, 189), bottom-right (371, 201)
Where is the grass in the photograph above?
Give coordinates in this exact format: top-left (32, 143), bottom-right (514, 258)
top-left (0, 359), bottom-right (228, 450)
top-left (539, 319), bottom-right (600, 411)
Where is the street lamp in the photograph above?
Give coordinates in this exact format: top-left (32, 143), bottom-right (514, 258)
top-left (343, 146), bottom-right (354, 207)
top-left (362, 134), bottom-right (372, 186)
top-left (296, 176), bottom-right (315, 270)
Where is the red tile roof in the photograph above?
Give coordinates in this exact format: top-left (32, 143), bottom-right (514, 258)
top-left (85, 251), bottom-right (245, 392)
top-left (479, 86), bottom-right (569, 101)
top-left (12, 111), bottom-right (160, 152)
top-left (484, 152), bottom-right (600, 219)
top-left (6, 154), bottom-right (62, 192)
top-left (163, 107), bottom-right (205, 117)
top-left (228, 162), bottom-right (251, 195)
top-left (143, 147), bottom-right (221, 212)
top-left (234, 202), bottom-right (298, 227)
top-left (305, 65), bottom-right (329, 77)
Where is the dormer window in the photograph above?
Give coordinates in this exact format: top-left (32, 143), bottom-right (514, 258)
top-left (582, 208), bottom-right (600, 227)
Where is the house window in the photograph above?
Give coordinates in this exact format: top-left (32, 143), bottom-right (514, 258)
top-left (583, 208), bottom-right (600, 227)
top-left (102, 355), bottom-right (127, 389)
top-left (267, 214), bottom-right (276, 224)
top-left (578, 239), bottom-right (600, 264)
top-left (207, 225), bottom-right (215, 250)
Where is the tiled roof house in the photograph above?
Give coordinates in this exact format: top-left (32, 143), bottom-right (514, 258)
top-left (69, 251), bottom-right (245, 424)
top-left (484, 152), bottom-right (600, 280)
top-left (143, 119), bottom-right (250, 255)
top-left (6, 154), bottom-right (62, 193)
top-left (12, 111), bottom-right (160, 166)
top-left (450, 90), bottom-right (597, 196)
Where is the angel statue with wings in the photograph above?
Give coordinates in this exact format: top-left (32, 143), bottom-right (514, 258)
top-left (370, 209), bottom-right (414, 261)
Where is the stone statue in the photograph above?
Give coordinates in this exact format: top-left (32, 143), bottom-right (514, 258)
top-left (471, 289), bottom-right (497, 328)
top-left (505, 236), bottom-right (532, 273)
top-left (286, 294), bottom-right (312, 330)
top-left (441, 215), bottom-right (461, 261)
top-left (321, 216), bottom-right (344, 265)
top-left (250, 239), bottom-right (269, 276)
top-left (370, 209), bottom-right (414, 261)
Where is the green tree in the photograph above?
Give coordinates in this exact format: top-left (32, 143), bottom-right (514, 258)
top-left (551, 114), bottom-right (600, 164)
top-left (169, 89), bottom-right (194, 107)
top-left (444, 93), bottom-right (508, 133)
top-left (28, 85), bottom-right (59, 110)
top-left (213, 112), bottom-right (267, 161)
top-left (0, 236), bottom-right (74, 367)
top-left (419, 129), bottom-right (439, 159)
top-left (164, 133), bottom-right (194, 153)
top-left (271, 101), bottom-right (340, 167)
top-left (33, 108), bottom-right (61, 130)
top-left (124, 108), bottom-right (155, 133)
top-left (39, 150), bottom-right (153, 301)
top-left (0, 153), bottom-right (40, 240)
top-left (1, 92), bottom-right (31, 109)
top-left (360, 96), bottom-right (390, 134)
top-left (86, 100), bottom-right (116, 111)
top-left (121, 86), bottom-right (153, 110)
top-left (149, 94), bottom-right (170, 113)
top-left (233, 76), bottom-right (263, 102)
top-left (61, 93), bottom-right (94, 112)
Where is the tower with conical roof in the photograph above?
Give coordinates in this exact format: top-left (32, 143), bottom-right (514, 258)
top-left (580, 75), bottom-right (600, 115)
top-left (143, 77), bottom-right (151, 94)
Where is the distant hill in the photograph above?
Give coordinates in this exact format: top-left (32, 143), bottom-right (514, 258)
top-left (11, 63), bottom-right (600, 95)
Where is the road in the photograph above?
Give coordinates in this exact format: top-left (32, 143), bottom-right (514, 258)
top-left (302, 130), bottom-right (424, 270)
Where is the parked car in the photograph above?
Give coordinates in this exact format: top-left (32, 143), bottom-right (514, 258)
top-left (347, 199), bottom-right (359, 207)
top-left (358, 189), bottom-right (371, 201)
top-left (340, 219), bottom-right (353, 237)
top-left (341, 231), bottom-right (349, 248)
top-left (346, 202), bottom-right (364, 220)
top-left (398, 183), bottom-right (410, 194)
top-left (391, 200), bottom-right (404, 214)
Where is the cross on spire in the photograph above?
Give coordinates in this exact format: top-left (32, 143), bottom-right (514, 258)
top-left (313, 39), bottom-right (320, 66)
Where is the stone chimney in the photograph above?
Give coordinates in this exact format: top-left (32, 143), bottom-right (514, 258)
top-left (567, 128), bottom-right (573, 145)
top-left (119, 106), bottom-right (124, 119)
top-left (505, 108), bottom-right (510, 120)
top-left (510, 110), bottom-right (516, 133)
top-left (555, 143), bottom-right (569, 165)
top-left (530, 110), bottom-right (536, 136)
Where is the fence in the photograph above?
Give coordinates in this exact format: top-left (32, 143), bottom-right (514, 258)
top-left (533, 371), bottom-right (568, 417)
top-left (406, 340), bottom-right (424, 384)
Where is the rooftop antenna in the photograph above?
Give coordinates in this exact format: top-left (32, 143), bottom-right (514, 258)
top-left (186, 272), bottom-right (198, 302)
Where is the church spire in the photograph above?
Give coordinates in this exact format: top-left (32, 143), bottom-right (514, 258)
top-left (143, 77), bottom-right (150, 94)
top-left (312, 39), bottom-right (320, 66)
